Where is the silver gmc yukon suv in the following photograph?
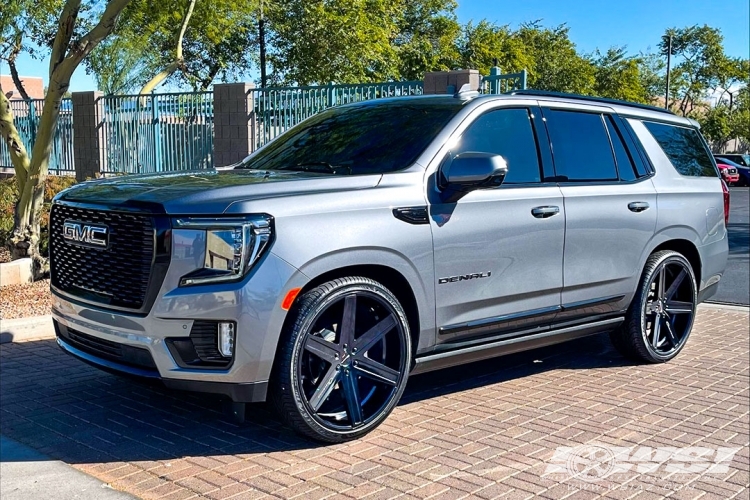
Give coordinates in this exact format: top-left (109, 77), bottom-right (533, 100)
top-left (50, 90), bottom-right (729, 442)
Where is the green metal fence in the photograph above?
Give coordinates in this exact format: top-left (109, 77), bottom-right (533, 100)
top-left (481, 68), bottom-right (528, 94)
top-left (1, 71), bottom-right (524, 176)
top-left (99, 92), bottom-right (214, 174)
top-left (252, 81), bottom-right (423, 150)
top-left (0, 99), bottom-right (75, 175)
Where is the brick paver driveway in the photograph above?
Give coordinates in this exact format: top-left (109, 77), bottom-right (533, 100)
top-left (1, 305), bottom-right (748, 500)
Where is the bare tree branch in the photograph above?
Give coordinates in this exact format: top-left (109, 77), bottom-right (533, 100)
top-left (139, 0), bottom-right (197, 94)
top-left (5, 32), bottom-right (31, 101)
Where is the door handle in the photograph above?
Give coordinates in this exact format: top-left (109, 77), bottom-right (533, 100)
top-left (628, 201), bottom-right (650, 213)
top-left (531, 206), bottom-right (560, 218)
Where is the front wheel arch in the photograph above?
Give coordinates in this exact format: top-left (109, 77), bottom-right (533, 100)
top-left (288, 264), bottom-right (421, 361)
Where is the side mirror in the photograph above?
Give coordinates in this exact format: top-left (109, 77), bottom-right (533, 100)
top-left (441, 152), bottom-right (508, 203)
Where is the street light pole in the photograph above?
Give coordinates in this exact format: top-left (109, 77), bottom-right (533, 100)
top-left (664, 34), bottom-right (672, 110)
top-left (259, 0), bottom-right (267, 88)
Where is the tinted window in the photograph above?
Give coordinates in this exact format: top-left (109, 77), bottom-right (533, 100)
top-left (545, 110), bottom-right (618, 181)
top-left (239, 102), bottom-right (462, 175)
top-left (452, 108), bottom-right (541, 184)
top-left (643, 121), bottom-right (717, 177)
top-left (605, 117), bottom-right (636, 181)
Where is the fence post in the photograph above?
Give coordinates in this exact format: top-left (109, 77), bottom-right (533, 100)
top-left (489, 66), bottom-right (501, 94)
top-left (423, 70), bottom-right (481, 94)
top-left (519, 69), bottom-right (528, 90)
top-left (213, 82), bottom-right (256, 167)
top-left (72, 91), bottom-right (105, 181)
top-left (151, 93), bottom-right (162, 172)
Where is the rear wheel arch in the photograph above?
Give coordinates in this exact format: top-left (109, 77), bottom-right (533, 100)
top-left (650, 239), bottom-right (702, 287)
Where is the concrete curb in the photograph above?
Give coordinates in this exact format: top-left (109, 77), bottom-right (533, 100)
top-left (0, 315), bottom-right (55, 344)
top-left (700, 302), bottom-right (750, 313)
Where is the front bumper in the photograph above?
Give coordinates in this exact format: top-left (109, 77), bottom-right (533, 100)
top-left (51, 248), bottom-right (306, 402)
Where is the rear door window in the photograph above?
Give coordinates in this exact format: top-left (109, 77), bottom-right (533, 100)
top-left (642, 121), bottom-right (718, 177)
top-left (543, 109), bottom-right (619, 182)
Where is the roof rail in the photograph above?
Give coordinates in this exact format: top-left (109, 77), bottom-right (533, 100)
top-left (508, 90), bottom-right (675, 115)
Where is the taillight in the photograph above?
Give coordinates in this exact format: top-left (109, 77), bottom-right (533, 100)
top-left (721, 179), bottom-right (730, 226)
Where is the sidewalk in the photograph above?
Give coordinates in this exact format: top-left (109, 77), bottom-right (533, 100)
top-left (0, 436), bottom-right (136, 500)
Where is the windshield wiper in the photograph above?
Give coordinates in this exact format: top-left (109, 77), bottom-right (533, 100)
top-left (286, 162), bottom-right (352, 174)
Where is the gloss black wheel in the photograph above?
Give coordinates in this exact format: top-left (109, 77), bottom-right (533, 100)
top-left (271, 277), bottom-right (411, 442)
top-left (610, 251), bottom-right (697, 363)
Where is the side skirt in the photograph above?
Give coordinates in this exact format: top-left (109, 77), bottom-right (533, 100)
top-left (411, 317), bottom-right (623, 375)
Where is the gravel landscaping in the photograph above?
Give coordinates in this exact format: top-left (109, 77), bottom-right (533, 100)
top-left (0, 279), bottom-right (52, 319)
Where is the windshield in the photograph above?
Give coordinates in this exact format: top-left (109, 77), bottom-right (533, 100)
top-left (238, 101), bottom-right (462, 175)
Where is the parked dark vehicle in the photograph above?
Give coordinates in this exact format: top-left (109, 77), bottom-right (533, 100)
top-left (714, 156), bottom-right (750, 187)
top-left (715, 153), bottom-right (750, 168)
top-left (50, 90), bottom-right (728, 442)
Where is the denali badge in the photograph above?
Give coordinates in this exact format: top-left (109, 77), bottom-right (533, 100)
top-left (439, 271), bottom-right (491, 284)
top-left (62, 220), bottom-right (108, 248)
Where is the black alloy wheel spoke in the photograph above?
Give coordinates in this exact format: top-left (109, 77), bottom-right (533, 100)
top-left (665, 269), bottom-right (686, 300)
top-left (354, 356), bottom-right (400, 386)
top-left (658, 266), bottom-right (666, 300)
top-left (309, 366), bottom-right (340, 411)
top-left (354, 314), bottom-right (396, 353)
top-left (665, 300), bottom-right (693, 314)
top-left (652, 313), bottom-right (662, 348)
top-left (340, 368), bottom-right (363, 425)
top-left (340, 294), bottom-right (357, 347)
top-left (304, 335), bottom-right (340, 364)
top-left (664, 320), bottom-right (678, 347)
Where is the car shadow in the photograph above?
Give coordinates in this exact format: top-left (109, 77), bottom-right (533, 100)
top-left (0, 332), bottom-right (635, 463)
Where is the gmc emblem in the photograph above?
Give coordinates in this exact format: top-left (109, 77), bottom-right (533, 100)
top-left (62, 220), bottom-right (108, 248)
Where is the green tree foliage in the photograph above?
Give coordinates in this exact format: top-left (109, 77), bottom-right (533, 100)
top-left (514, 22), bottom-right (595, 94)
top-left (591, 47), bottom-right (650, 103)
top-left (457, 20), bottom-right (531, 76)
top-left (659, 25), bottom-right (733, 115)
top-left (1, 0), bottom-right (70, 98)
top-left (266, 0), bottom-right (460, 85)
top-left (85, 0), bottom-right (258, 93)
top-left (394, 0), bottom-right (461, 80)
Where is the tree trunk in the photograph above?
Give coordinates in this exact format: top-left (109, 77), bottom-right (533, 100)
top-left (1, 0), bottom-right (134, 278)
top-left (8, 83), bottom-right (66, 276)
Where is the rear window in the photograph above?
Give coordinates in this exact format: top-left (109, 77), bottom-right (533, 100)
top-left (642, 121), bottom-right (717, 177)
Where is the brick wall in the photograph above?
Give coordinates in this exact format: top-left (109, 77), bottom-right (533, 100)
top-left (0, 75), bottom-right (44, 99)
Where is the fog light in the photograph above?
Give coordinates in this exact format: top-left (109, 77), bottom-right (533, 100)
top-left (218, 322), bottom-right (235, 357)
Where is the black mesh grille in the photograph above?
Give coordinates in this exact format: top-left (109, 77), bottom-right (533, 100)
top-left (50, 204), bottom-right (154, 310)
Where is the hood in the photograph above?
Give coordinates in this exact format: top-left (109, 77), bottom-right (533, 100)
top-left (55, 169), bottom-right (382, 214)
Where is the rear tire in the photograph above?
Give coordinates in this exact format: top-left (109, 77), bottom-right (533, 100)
top-left (610, 251), bottom-right (697, 363)
top-left (271, 277), bottom-right (411, 443)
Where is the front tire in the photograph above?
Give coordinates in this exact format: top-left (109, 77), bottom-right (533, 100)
top-left (271, 277), bottom-right (411, 442)
top-left (610, 251), bottom-right (697, 363)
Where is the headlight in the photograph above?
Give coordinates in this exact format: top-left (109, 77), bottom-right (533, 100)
top-left (174, 215), bottom-right (273, 286)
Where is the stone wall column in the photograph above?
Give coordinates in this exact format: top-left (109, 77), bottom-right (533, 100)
top-left (72, 91), bottom-right (105, 181)
top-left (213, 83), bottom-right (256, 167)
top-left (423, 70), bottom-right (481, 95)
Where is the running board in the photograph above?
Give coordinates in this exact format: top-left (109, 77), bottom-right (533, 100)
top-left (411, 317), bottom-right (623, 375)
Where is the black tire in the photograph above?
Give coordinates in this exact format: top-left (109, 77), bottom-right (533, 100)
top-left (271, 277), bottom-right (412, 442)
top-left (610, 250), bottom-right (697, 363)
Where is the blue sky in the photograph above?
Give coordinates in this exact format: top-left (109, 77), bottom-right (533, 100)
top-left (7, 0), bottom-right (750, 93)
